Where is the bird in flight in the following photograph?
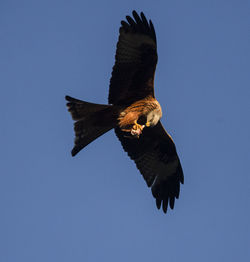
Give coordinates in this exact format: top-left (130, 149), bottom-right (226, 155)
top-left (66, 11), bottom-right (184, 213)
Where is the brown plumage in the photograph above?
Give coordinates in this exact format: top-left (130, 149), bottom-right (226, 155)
top-left (65, 11), bottom-right (184, 213)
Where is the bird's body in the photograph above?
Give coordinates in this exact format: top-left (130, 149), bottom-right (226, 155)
top-left (66, 11), bottom-right (184, 213)
top-left (118, 97), bottom-right (162, 135)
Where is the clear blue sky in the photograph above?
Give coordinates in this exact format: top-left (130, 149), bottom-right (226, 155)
top-left (1, 0), bottom-right (250, 261)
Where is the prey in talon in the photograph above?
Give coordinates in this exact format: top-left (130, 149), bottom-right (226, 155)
top-left (131, 120), bottom-right (145, 138)
top-left (66, 11), bottom-right (184, 214)
top-left (117, 98), bottom-right (162, 139)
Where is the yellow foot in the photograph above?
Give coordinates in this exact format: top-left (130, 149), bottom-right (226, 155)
top-left (133, 120), bottom-right (144, 131)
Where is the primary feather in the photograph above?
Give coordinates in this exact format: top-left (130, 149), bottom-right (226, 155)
top-left (66, 11), bottom-right (184, 214)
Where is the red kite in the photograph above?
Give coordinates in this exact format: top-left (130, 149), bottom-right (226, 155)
top-left (66, 11), bottom-right (184, 213)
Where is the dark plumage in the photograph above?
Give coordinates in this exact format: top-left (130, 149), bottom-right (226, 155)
top-left (109, 11), bottom-right (157, 105)
top-left (66, 11), bottom-right (184, 213)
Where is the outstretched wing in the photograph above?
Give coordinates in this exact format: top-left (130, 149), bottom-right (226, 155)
top-left (109, 11), bottom-right (158, 105)
top-left (115, 122), bottom-right (184, 213)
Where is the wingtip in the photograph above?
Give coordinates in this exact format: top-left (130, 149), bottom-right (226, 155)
top-left (132, 10), bottom-right (138, 16)
top-left (140, 12), bottom-right (148, 25)
top-left (71, 148), bottom-right (78, 157)
top-left (162, 199), bottom-right (168, 213)
top-left (169, 197), bottom-right (175, 210)
top-left (156, 199), bottom-right (161, 210)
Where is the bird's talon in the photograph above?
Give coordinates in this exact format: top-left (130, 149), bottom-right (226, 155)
top-left (133, 120), bottom-right (144, 131)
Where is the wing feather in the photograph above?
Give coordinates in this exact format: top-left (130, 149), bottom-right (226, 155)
top-left (109, 11), bottom-right (158, 105)
top-left (115, 121), bottom-right (184, 213)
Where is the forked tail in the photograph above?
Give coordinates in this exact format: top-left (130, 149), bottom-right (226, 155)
top-left (65, 96), bottom-right (118, 156)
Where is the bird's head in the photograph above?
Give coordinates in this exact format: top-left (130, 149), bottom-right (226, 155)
top-left (145, 108), bottom-right (162, 127)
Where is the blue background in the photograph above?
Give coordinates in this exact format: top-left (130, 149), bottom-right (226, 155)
top-left (1, 0), bottom-right (249, 261)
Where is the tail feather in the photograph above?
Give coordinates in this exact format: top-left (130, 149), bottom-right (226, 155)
top-left (72, 120), bottom-right (113, 156)
top-left (66, 96), bottom-right (118, 156)
top-left (66, 95), bottom-right (110, 120)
